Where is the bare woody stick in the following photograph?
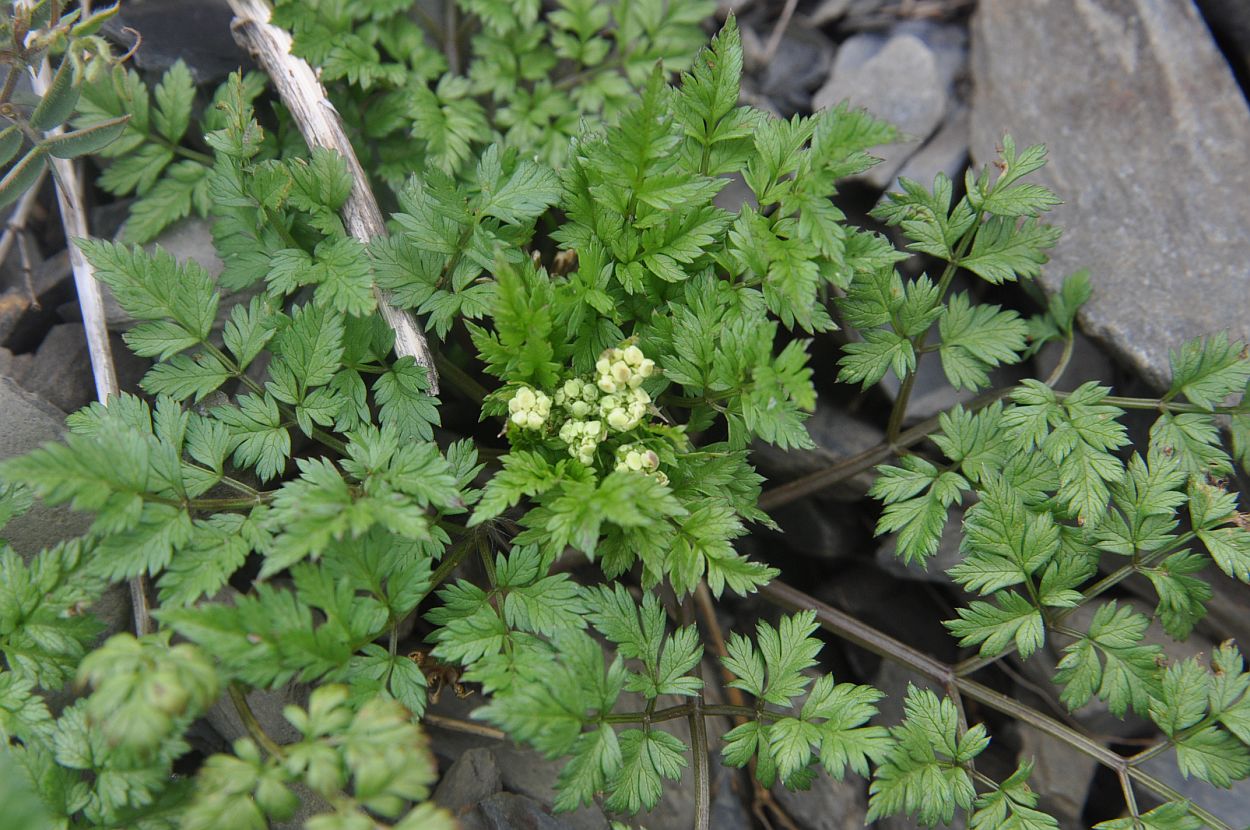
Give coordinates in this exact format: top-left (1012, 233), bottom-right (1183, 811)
top-left (30, 61), bottom-right (155, 637)
top-left (226, 0), bottom-right (440, 394)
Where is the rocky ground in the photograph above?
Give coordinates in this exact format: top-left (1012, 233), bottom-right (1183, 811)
top-left (6, 0), bottom-right (1250, 828)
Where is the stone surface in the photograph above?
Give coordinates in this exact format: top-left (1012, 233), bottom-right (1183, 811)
top-left (750, 405), bottom-right (884, 501)
top-left (102, 0), bottom-right (248, 85)
top-left (0, 250), bottom-right (77, 352)
top-left (0, 378), bottom-right (93, 555)
top-left (1139, 749), bottom-right (1250, 825)
top-left (1198, 0), bottom-right (1250, 74)
top-left (759, 26), bottom-right (835, 114)
top-left (204, 683), bottom-right (308, 748)
top-left (468, 792), bottom-right (582, 830)
top-left (814, 33), bottom-right (950, 188)
top-left (886, 104), bottom-right (970, 196)
top-left (770, 775), bottom-right (868, 830)
top-left (809, 0), bottom-right (854, 26)
top-left (492, 745), bottom-right (611, 830)
top-left (1034, 329), bottom-right (1118, 392)
top-left (970, 0), bottom-right (1250, 390)
top-left (763, 498), bottom-right (860, 560)
top-left (1016, 722), bottom-right (1097, 826)
top-left (434, 747), bottom-right (503, 817)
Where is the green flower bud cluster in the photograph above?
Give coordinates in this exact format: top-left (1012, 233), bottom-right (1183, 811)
top-left (558, 418), bottom-right (605, 464)
top-left (507, 385), bottom-right (552, 430)
top-left (614, 442), bottom-right (668, 485)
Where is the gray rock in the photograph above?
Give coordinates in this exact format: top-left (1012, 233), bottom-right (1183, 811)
top-left (885, 104), bottom-right (970, 197)
top-left (10, 325), bottom-right (150, 414)
top-left (1034, 329), bottom-right (1118, 392)
top-left (1016, 722), bottom-right (1097, 827)
top-left (0, 249), bottom-right (75, 352)
top-left (17, 325), bottom-right (97, 413)
top-left (814, 34), bottom-right (949, 188)
top-left (204, 683), bottom-right (308, 748)
top-left (434, 747), bottom-right (503, 816)
top-left (1139, 749), bottom-right (1250, 826)
top-left (810, 0), bottom-right (854, 26)
top-left (970, 0), bottom-right (1250, 391)
top-left (1197, 0), bottom-right (1250, 73)
top-left (0, 346), bottom-right (32, 382)
top-left (876, 507), bottom-right (965, 583)
top-left (765, 498), bottom-right (860, 560)
top-left (102, 0), bottom-right (249, 85)
top-left (893, 21), bottom-right (969, 91)
top-left (0, 377), bottom-right (93, 555)
top-left (759, 27), bottom-right (835, 114)
top-left (471, 792), bottom-right (581, 830)
top-left (492, 745), bottom-right (611, 830)
top-left (827, 33), bottom-right (886, 78)
top-left (770, 774), bottom-right (868, 830)
top-left (751, 405), bottom-right (885, 502)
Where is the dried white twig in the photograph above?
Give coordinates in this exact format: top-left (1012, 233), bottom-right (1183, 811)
top-left (30, 59), bottom-right (153, 636)
top-left (227, 0), bottom-right (440, 394)
top-left (761, 0), bottom-right (800, 64)
top-left (0, 165), bottom-right (47, 277)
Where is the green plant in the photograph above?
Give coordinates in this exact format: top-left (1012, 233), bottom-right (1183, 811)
top-left (0, 1), bottom-right (129, 207)
top-left (4, 4), bottom-right (1250, 830)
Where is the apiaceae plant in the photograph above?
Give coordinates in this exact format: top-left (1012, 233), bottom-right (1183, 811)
top-left (2, 2), bottom-right (1250, 829)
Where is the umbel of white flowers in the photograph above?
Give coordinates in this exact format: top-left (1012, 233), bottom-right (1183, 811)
top-left (508, 343), bottom-right (664, 481)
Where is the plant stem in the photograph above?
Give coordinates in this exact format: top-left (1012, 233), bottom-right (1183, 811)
top-left (1043, 332), bottom-right (1075, 388)
top-left (954, 537), bottom-right (1192, 677)
top-left (227, 0), bottom-right (439, 392)
top-left (759, 386), bottom-right (1010, 511)
top-left (689, 692), bottom-right (711, 830)
top-left (883, 223), bottom-right (979, 444)
top-left (228, 682), bottom-right (285, 758)
top-left (757, 579), bottom-right (1234, 830)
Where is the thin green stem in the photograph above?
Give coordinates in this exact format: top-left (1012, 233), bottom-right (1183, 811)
top-left (954, 535), bottom-right (1194, 677)
top-left (757, 579), bottom-right (1234, 830)
top-left (425, 528), bottom-right (481, 593)
top-left (884, 221), bottom-right (980, 444)
top-left (173, 144), bottom-right (214, 165)
top-left (1093, 394), bottom-right (1250, 416)
top-left (1043, 332), bottom-right (1075, 388)
top-left (689, 692), bottom-right (711, 830)
top-left (758, 386), bottom-right (1011, 511)
top-left (229, 683), bottom-right (285, 759)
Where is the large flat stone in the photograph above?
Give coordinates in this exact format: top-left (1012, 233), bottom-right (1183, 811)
top-left (0, 378), bottom-right (92, 555)
top-left (970, 0), bottom-right (1250, 390)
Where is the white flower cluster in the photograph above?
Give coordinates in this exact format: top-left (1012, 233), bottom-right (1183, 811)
top-left (506, 344), bottom-right (661, 468)
top-left (594, 344), bottom-right (656, 394)
top-left (507, 385), bottom-right (551, 430)
top-left (554, 377), bottom-right (599, 418)
top-left (595, 344), bottom-right (656, 432)
top-left (614, 442), bottom-right (668, 485)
